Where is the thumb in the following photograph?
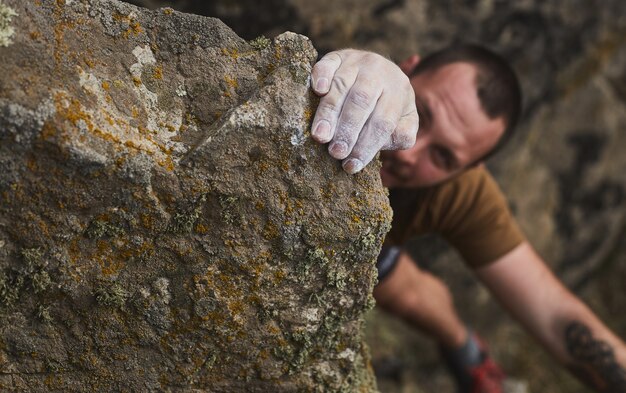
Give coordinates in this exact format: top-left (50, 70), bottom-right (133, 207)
top-left (398, 54), bottom-right (420, 76)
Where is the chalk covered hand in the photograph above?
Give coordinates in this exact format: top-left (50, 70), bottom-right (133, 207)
top-left (310, 49), bottom-right (419, 174)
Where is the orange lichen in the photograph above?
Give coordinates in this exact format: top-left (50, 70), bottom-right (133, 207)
top-left (255, 161), bottom-right (270, 174)
top-left (26, 158), bottom-right (38, 171)
top-left (132, 76), bottom-right (142, 86)
top-left (40, 121), bottom-right (57, 140)
top-left (52, 1), bottom-right (80, 67)
top-left (152, 65), bottom-right (163, 80)
top-left (113, 12), bottom-right (144, 39)
top-left (101, 81), bottom-right (111, 90)
top-left (30, 31), bottom-right (41, 40)
top-left (99, 258), bottom-right (125, 276)
top-left (55, 94), bottom-right (94, 132)
top-left (141, 213), bottom-right (155, 230)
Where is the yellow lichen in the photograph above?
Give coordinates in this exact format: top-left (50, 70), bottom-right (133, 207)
top-left (221, 47), bottom-right (239, 60)
top-left (262, 221), bottom-right (279, 240)
top-left (195, 223), bottom-right (208, 234)
top-left (224, 75), bottom-right (238, 89)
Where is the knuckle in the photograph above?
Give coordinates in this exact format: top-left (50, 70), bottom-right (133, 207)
top-left (317, 100), bottom-right (340, 117)
top-left (369, 117), bottom-right (396, 138)
top-left (332, 73), bottom-right (352, 94)
top-left (335, 118), bottom-right (359, 140)
top-left (362, 52), bottom-right (383, 65)
top-left (319, 52), bottom-right (342, 66)
top-left (313, 53), bottom-right (342, 75)
top-left (348, 89), bottom-right (373, 110)
top-left (394, 128), bottom-right (417, 149)
top-left (404, 83), bottom-right (415, 97)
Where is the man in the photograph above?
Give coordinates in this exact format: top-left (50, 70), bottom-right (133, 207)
top-left (308, 45), bottom-right (626, 393)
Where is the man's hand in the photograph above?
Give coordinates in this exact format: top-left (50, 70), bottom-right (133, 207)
top-left (310, 49), bottom-right (419, 174)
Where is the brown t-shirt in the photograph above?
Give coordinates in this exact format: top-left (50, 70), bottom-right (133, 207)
top-left (385, 165), bottom-right (525, 268)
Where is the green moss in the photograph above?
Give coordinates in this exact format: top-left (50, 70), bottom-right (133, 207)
top-left (296, 247), bottom-right (329, 283)
top-left (169, 194), bottom-right (208, 233)
top-left (249, 35), bottom-right (271, 51)
top-left (85, 219), bottom-right (124, 239)
top-left (288, 63), bottom-right (310, 86)
top-left (0, 270), bottom-right (22, 308)
top-left (0, 2), bottom-right (18, 48)
top-left (31, 270), bottom-right (52, 293)
top-left (45, 358), bottom-right (63, 373)
top-left (169, 208), bottom-right (201, 234)
top-left (21, 247), bottom-right (43, 264)
top-left (36, 304), bottom-right (52, 323)
top-left (218, 195), bottom-right (239, 225)
top-left (325, 265), bottom-right (348, 289)
top-left (0, 247), bottom-right (54, 309)
top-left (359, 231), bottom-right (378, 251)
top-left (316, 311), bottom-right (343, 350)
top-left (95, 282), bottom-right (129, 308)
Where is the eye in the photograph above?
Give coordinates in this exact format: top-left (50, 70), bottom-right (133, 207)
top-left (431, 146), bottom-right (454, 171)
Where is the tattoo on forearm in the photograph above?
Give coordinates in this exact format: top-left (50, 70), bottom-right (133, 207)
top-left (565, 321), bottom-right (626, 392)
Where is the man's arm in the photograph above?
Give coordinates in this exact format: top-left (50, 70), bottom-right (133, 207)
top-left (310, 49), bottom-right (419, 173)
top-left (475, 242), bottom-right (626, 391)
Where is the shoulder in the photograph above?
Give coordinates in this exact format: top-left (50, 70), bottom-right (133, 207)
top-left (433, 165), bottom-right (525, 267)
top-left (429, 165), bottom-right (505, 229)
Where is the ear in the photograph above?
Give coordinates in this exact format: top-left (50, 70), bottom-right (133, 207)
top-left (398, 54), bottom-right (420, 76)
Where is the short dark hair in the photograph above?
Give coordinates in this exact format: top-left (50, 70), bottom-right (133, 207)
top-left (411, 43), bottom-right (522, 162)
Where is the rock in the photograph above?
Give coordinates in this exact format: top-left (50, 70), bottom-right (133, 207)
top-left (0, 0), bottom-right (391, 391)
top-left (122, 1), bottom-right (626, 392)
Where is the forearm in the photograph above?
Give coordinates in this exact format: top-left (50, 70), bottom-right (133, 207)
top-left (476, 243), bottom-right (626, 392)
top-left (547, 295), bottom-right (626, 392)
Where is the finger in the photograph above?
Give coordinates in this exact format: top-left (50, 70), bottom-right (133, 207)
top-left (381, 88), bottom-right (419, 150)
top-left (380, 111), bottom-right (419, 151)
top-left (341, 90), bottom-right (402, 173)
top-left (328, 74), bottom-right (383, 160)
top-left (311, 52), bottom-right (342, 95)
top-left (398, 54), bottom-right (420, 76)
top-left (310, 65), bottom-right (359, 144)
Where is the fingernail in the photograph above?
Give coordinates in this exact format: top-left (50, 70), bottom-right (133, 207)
top-left (343, 158), bottom-right (364, 174)
top-left (312, 120), bottom-right (331, 141)
top-left (329, 141), bottom-right (348, 158)
top-left (315, 77), bottom-right (329, 92)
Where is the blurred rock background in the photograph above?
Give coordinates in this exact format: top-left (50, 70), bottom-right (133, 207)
top-left (124, 1), bottom-right (626, 392)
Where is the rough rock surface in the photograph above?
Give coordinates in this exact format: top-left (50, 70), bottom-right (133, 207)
top-left (0, 0), bottom-right (392, 391)
top-left (123, 1), bottom-right (626, 392)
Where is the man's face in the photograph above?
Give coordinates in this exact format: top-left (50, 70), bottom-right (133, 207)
top-left (380, 63), bottom-right (506, 188)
